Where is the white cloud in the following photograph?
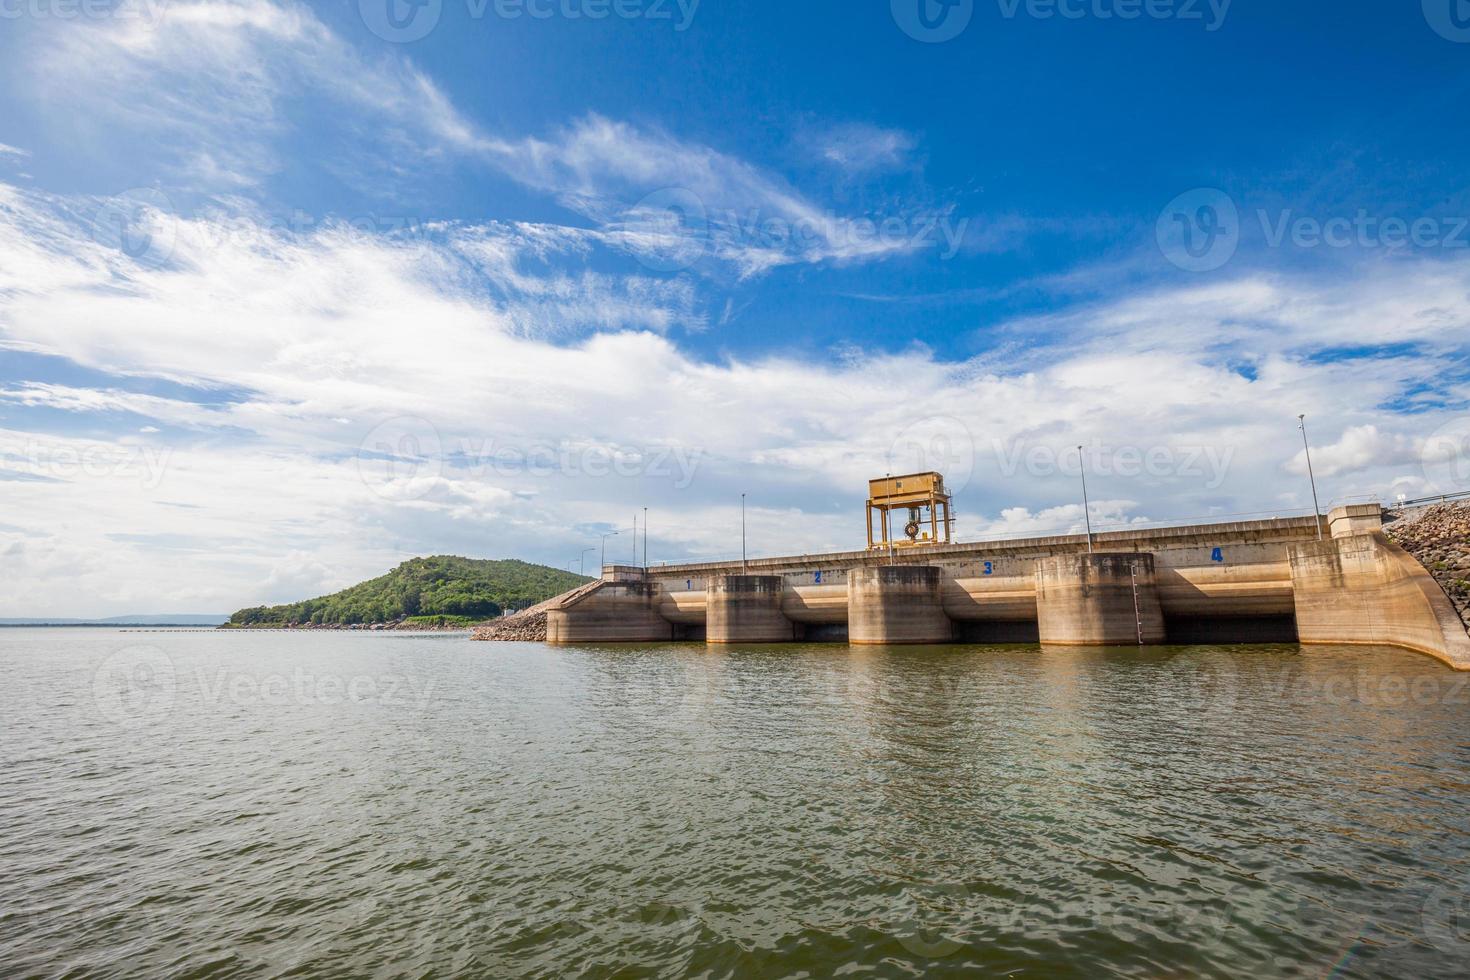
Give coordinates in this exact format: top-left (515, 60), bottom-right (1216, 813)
top-left (15, 1), bottom-right (923, 276)
top-left (0, 383), bottom-right (219, 427)
top-left (977, 501), bottom-right (1147, 539)
top-left (21, 0), bottom-right (496, 188)
top-left (807, 122), bottom-right (917, 175)
top-left (490, 114), bottom-right (922, 276)
top-left (1285, 424), bottom-right (1426, 479)
top-left (1, 182), bottom-right (1466, 614)
top-left (261, 551), bottom-right (347, 605)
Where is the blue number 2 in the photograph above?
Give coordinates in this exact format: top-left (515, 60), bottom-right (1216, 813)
top-left (814, 571), bottom-right (823, 584)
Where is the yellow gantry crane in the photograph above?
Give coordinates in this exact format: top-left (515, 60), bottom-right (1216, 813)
top-left (866, 471), bottom-right (954, 550)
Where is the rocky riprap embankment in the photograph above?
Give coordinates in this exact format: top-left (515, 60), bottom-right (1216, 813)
top-left (471, 610), bottom-right (549, 642)
top-left (472, 580), bottom-right (602, 642)
top-left (1385, 501), bottom-right (1470, 631)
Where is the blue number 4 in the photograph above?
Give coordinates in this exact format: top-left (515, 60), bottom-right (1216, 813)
top-left (1211, 548), bottom-right (1224, 563)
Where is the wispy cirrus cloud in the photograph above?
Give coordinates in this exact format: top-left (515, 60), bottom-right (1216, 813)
top-left (14, 0), bottom-right (939, 276)
top-left (21, 0), bottom-right (485, 189)
top-left (803, 122), bottom-right (918, 175)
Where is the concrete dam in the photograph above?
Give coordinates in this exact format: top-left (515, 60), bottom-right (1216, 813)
top-left (547, 491), bottom-right (1470, 671)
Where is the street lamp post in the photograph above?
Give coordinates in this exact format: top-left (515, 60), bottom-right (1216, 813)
top-left (741, 493), bottom-right (747, 573)
top-left (1078, 445), bottom-right (1094, 554)
top-left (1299, 414), bottom-right (1323, 540)
top-left (885, 471), bottom-right (895, 564)
top-left (600, 530), bottom-right (620, 571)
top-left (579, 548), bottom-right (594, 576)
top-left (643, 507), bottom-right (648, 568)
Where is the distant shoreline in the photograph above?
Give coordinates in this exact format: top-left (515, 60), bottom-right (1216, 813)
top-left (0, 623), bottom-right (476, 632)
top-left (0, 623), bottom-right (227, 629)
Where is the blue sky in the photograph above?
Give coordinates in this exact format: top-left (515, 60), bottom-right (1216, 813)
top-left (1, 0), bottom-right (1469, 615)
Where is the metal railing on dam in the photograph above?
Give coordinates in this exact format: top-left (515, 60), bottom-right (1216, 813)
top-left (544, 504), bottom-right (1470, 671)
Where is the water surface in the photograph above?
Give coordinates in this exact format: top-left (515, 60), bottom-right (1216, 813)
top-left (3, 629), bottom-right (1470, 977)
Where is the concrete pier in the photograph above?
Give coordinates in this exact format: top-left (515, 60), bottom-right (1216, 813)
top-left (1035, 553), bottom-right (1166, 646)
top-left (546, 582), bottom-right (673, 643)
top-left (538, 506), bottom-right (1470, 670)
top-left (848, 566), bottom-right (953, 645)
top-left (707, 575), bottom-right (795, 644)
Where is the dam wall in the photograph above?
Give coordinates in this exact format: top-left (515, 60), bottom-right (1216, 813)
top-left (1289, 511), bottom-right (1470, 670)
top-left (542, 505), bottom-right (1470, 669)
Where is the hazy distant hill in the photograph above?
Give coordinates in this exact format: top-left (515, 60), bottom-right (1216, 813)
top-left (227, 557), bottom-right (591, 627)
top-left (0, 615), bottom-right (228, 626)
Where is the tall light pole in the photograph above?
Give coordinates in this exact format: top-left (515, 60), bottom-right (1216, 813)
top-left (632, 512), bottom-right (638, 564)
top-left (1078, 445), bottom-right (1094, 554)
top-left (579, 548), bottom-right (594, 576)
top-left (740, 493), bottom-right (747, 573)
top-left (643, 507), bottom-right (648, 568)
top-left (886, 471), bottom-right (895, 564)
top-left (600, 530), bottom-right (620, 570)
top-left (1299, 414), bottom-right (1323, 540)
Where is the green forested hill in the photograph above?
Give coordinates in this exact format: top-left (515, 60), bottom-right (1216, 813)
top-left (226, 557), bottom-right (590, 627)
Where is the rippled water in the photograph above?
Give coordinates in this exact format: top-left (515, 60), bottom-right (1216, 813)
top-left (4, 629), bottom-right (1470, 977)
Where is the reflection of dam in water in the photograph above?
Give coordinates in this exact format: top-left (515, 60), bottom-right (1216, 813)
top-left (549, 483), bottom-right (1470, 671)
